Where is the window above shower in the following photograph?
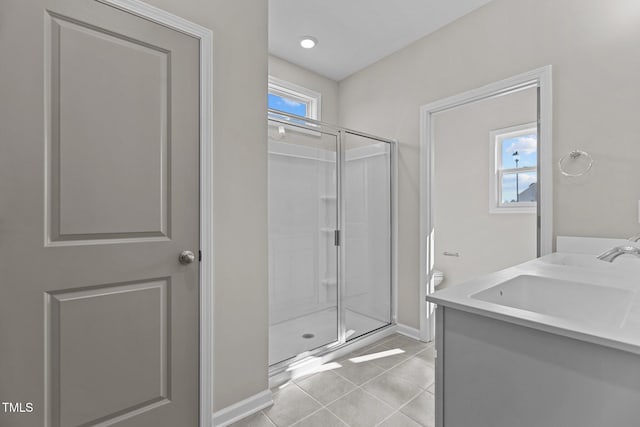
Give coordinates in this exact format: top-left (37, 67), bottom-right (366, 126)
top-left (268, 76), bottom-right (322, 120)
top-left (489, 123), bottom-right (538, 214)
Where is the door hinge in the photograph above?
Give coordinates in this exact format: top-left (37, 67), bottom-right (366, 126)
top-left (198, 250), bottom-right (202, 262)
top-left (334, 230), bottom-right (341, 246)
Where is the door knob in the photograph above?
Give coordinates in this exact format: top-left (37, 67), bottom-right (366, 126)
top-left (179, 250), bottom-right (196, 265)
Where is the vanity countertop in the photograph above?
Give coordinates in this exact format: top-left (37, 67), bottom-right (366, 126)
top-left (427, 252), bottom-right (640, 356)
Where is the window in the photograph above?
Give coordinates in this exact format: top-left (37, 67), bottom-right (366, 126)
top-left (489, 123), bottom-right (537, 213)
top-left (268, 76), bottom-right (321, 120)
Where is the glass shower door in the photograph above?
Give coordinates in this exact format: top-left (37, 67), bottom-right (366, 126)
top-left (268, 121), bottom-right (339, 365)
top-left (342, 132), bottom-right (392, 341)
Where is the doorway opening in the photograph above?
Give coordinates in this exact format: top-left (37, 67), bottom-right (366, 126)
top-left (419, 66), bottom-right (553, 341)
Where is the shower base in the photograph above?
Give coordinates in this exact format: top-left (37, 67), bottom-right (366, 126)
top-left (269, 308), bottom-right (388, 365)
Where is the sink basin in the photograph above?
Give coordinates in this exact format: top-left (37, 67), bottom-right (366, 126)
top-left (471, 275), bottom-right (634, 327)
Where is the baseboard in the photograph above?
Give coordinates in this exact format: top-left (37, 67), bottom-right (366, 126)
top-left (396, 323), bottom-right (423, 341)
top-left (212, 389), bottom-right (273, 427)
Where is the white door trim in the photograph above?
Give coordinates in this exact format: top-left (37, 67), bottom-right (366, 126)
top-left (95, 1), bottom-right (214, 425)
top-left (418, 65), bottom-right (553, 342)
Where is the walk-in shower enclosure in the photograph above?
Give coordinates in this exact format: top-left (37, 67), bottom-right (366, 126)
top-left (268, 111), bottom-right (396, 367)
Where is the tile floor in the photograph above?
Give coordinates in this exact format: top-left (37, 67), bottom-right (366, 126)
top-left (231, 333), bottom-right (436, 427)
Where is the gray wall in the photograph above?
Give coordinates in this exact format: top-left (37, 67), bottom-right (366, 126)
top-left (269, 55), bottom-right (340, 124)
top-left (143, 0), bottom-right (268, 411)
top-left (433, 88), bottom-right (537, 288)
top-left (339, 0), bottom-right (640, 328)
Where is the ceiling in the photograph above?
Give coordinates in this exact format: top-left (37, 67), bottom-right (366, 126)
top-left (269, 0), bottom-right (493, 81)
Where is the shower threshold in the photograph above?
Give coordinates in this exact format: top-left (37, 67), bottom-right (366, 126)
top-left (269, 310), bottom-right (396, 387)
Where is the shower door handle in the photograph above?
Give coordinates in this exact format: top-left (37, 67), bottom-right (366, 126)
top-left (334, 230), bottom-right (341, 246)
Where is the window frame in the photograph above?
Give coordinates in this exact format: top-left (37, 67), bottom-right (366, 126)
top-left (268, 76), bottom-right (322, 120)
top-left (489, 122), bottom-right (538, 214)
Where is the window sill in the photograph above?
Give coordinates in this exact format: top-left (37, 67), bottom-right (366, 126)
top-left (490, 205), bottom-right (537, 214)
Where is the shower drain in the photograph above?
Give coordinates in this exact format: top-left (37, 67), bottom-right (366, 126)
top-left (302, 333), bottom-right (315, 339)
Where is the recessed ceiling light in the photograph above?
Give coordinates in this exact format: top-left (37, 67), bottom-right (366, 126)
top-left (300, 36), bottom-right (317, 49)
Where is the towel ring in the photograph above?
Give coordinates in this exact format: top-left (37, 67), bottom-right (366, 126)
top-left (558, 150), bottom-right (594, 177)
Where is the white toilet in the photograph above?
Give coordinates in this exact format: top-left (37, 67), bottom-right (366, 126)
top-left (433, 269), bottom-right (445, 289)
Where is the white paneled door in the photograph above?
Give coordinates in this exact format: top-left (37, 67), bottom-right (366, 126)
top-left (0, 0), bottom-right (201, 426)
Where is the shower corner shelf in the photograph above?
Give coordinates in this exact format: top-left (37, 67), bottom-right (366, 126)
top-left (320, 195), bottom-right (337, 201)
top-left (321, 279), bottom-right (337, 286)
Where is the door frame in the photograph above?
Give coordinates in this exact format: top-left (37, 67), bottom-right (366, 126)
top-left (418, 66), bottom-right (553, 342)
top-left (96, 1), bottom-right (214, 425)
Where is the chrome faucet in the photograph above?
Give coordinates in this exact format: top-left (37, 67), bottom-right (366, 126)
top-left (629, 233), bottom-right (640, 242)
top-left (597, 246), bottom-right (640, 262)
